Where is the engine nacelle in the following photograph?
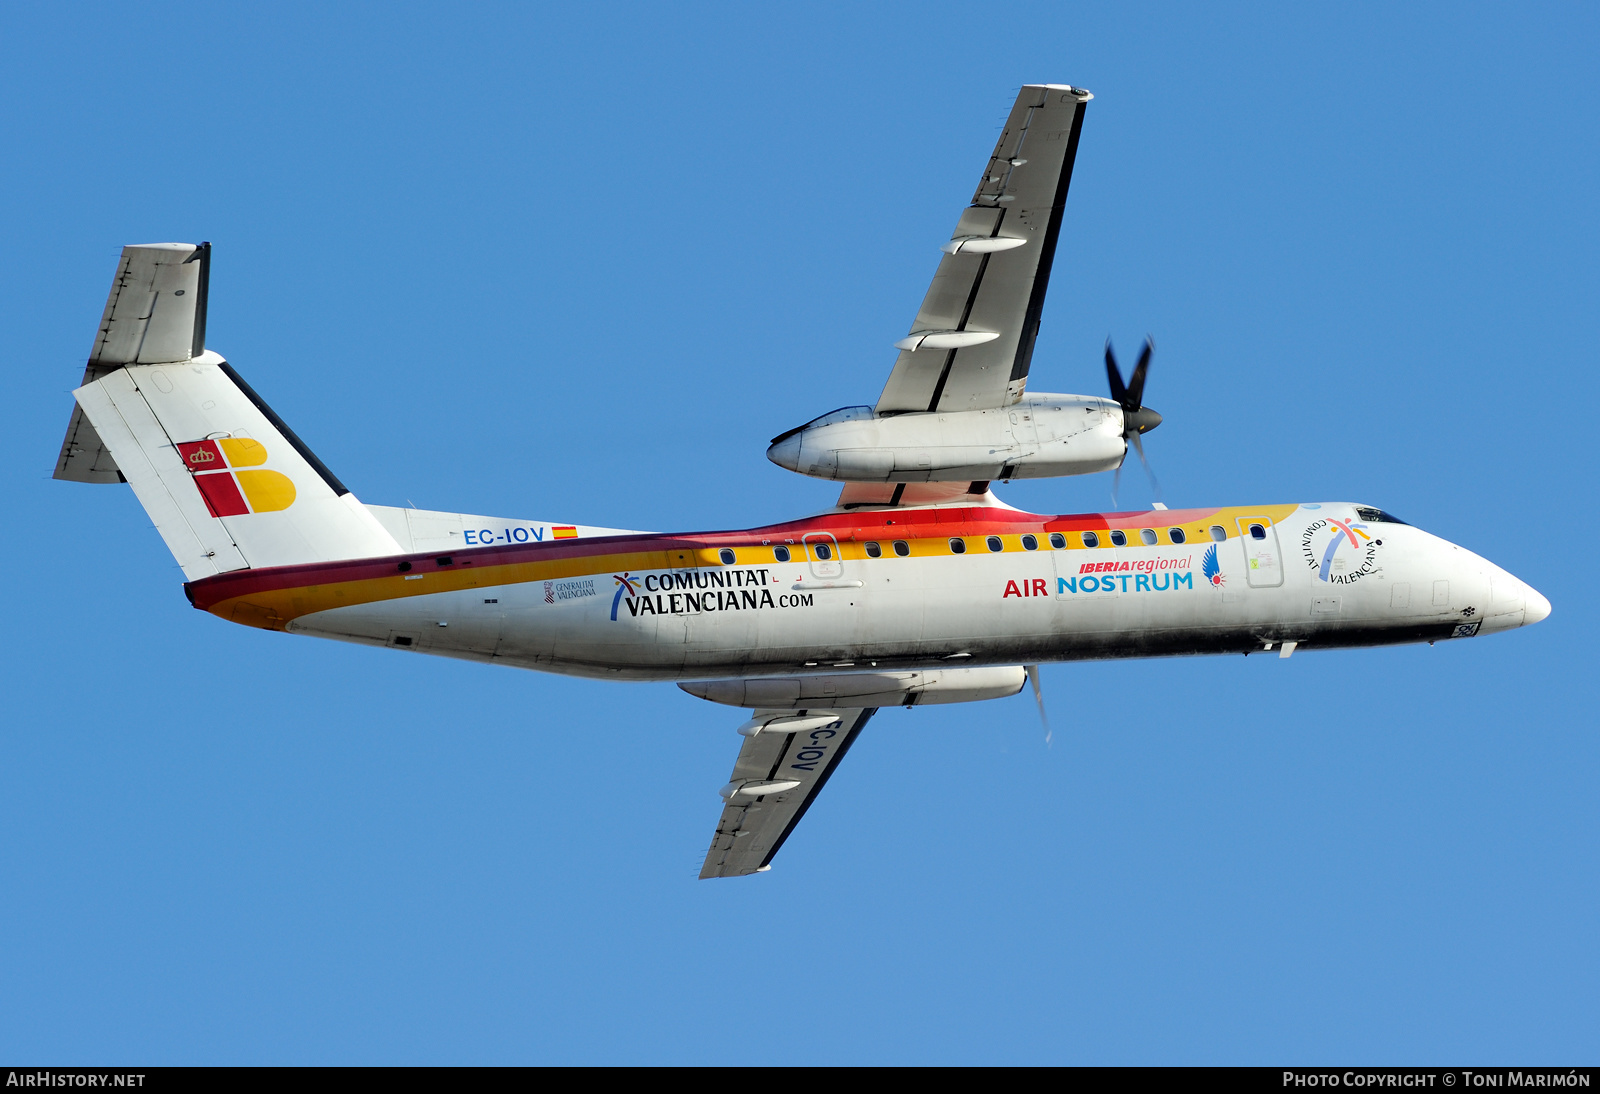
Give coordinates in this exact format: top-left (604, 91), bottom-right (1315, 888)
top-left (680, 666), bottom-right (1027, 709)
top-left (766, 394), bottom-right (1126, 483)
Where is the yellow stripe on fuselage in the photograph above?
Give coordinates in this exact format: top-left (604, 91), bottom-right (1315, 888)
top-left (202, 504), bottom-right (1301, 630)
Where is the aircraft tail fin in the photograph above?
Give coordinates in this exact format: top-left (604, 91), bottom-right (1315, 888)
top-left (56, 243), bottom-right (401, 581)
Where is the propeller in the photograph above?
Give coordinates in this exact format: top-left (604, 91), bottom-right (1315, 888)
top-left (1025, 663), bottom-right (1051, 748)
top-left (1105, 337), bottom-right (1163, 505)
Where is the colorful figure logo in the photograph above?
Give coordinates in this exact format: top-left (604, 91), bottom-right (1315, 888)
top-left (1300, 516), bottom-right (1379, 585)
top-left (175, 438), bottom-right (296, 517)
top-left (1202, 543), bottom-right (1225, 587)
top-left (610, 573), bottom-right (639, 621)
top-left (1318, 518), bottom-right (1370, 581)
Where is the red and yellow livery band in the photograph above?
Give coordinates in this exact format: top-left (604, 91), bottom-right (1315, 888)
top-left (188, 503), bottom-right (1298, 632)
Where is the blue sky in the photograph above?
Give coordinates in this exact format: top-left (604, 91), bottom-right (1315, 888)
top-left (3, 2), bottom-right (1596, 1064)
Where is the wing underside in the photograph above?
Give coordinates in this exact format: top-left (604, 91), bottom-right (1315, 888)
top-left (876, 85), bottom-right (1090, 415)
top-left (700, 708), bottom-right (876, 878)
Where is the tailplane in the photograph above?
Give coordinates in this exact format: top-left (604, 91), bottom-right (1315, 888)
top-left (55, 243), bottom-right (400, 580)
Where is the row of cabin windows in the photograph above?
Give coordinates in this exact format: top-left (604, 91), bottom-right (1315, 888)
top-left (720, 523), bottom-right (1270, 564)
top-left (1078, 525), bottom-right (1235, 548)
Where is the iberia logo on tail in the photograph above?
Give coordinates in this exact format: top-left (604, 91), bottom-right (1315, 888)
top-left (176, 438), bottom-right (296, 517)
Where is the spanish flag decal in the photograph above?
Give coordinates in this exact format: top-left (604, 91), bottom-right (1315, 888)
top-left (553, 525), bottom-right (578, 539)
top-left (175, 438), bottom-right (297, 517)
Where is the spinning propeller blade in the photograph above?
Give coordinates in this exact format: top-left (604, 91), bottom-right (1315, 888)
top-left (1105, 337), bottom-right (1163, 504)
top-left (1026, 663), bottom-right (1051, 747)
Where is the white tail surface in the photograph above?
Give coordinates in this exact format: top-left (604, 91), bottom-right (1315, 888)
top-left (73, 355), bottom-right (401, 579)
top-left (59, 243), bottom-right (400, 579)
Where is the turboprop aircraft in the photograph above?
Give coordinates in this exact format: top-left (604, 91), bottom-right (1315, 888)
top-left (54, 84), bottom-right (1548, 878)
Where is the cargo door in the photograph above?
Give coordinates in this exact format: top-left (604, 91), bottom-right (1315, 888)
top-left (666, 546), bottom-right (702, 627)
top-left (1236, 516), bottom-right (1284, 588)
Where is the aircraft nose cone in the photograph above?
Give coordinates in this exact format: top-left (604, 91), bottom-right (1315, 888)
top-left (767, 435), bottom-right (802, 472)
top-left (1524, 585), bottom-right (1552, 626)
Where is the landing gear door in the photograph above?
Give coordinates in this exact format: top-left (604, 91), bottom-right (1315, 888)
top-left (1236, 516), bottom-right (1284, 588)
top-left (802, 534), bottom-right (843, 579)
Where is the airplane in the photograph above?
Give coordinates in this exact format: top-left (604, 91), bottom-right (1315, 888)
top-left (53, 84), bottom-right (1549, 879)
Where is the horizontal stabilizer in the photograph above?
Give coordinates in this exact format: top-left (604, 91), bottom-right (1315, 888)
top-left (56, 243), bottom-right (212, 483)
top-left (91, 242), bottom-right (211, 367)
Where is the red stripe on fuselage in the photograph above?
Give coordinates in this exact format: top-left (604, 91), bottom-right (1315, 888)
top-left (183, 503), bottom-right (1229, 611)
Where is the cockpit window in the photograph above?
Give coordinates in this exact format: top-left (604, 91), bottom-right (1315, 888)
top-left (1355, 507), bottom-right (1409, 525)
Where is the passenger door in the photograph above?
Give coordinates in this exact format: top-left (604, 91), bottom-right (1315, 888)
top-left (1235, 516), bottom-right (1284, 588)
top-left (802, 533), bottom-right (843, 580)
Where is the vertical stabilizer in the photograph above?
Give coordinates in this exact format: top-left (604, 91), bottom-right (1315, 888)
top-left (57, 243), bottom-right (402, 579)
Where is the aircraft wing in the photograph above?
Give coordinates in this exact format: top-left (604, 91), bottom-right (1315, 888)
top-left (700, 708), bottom-right (877, 878)
top-left (876, 85), bottom-right (1091, 415)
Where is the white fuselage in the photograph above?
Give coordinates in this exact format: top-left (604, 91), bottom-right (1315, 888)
top-left (269, 503), bottom-right (1547, 682)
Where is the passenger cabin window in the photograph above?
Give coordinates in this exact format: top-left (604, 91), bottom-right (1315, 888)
top-left (865, 541), bottom-right (882, 558)
top-left (1355, 507), bottom-right (1409, 525)
top-left (1049, 533), bottom-right (1066, 549)
top-left (986, 536), bottom-right (1003, 553)
top-left (949, 538), bottom-right (967, 554)
top-left (1021, 534), bottom-right (1038, 551)
top-left (1081, 531), bottom-right (1099, 548)
top-left (718, 548), bottom-right (735, 565)
top-left (1169, 528), bottom-right (1186, 544)
top-left (1209, 526), bottom-right (1226, 542)
top-left (893, 540), bottom-right (909, 557)
top-left (774, 545), bottom-right (792, 562)
top-left (813, 542), bottom-right (832, 561)
top-left (1249, 524), bottom-right (1267, 540)
top-left (1140, 528), bottom-right (1158, 546)
top-left (1109, 530), bottom-right (1127, 547)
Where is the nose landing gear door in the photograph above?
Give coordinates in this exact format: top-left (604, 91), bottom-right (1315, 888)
top-left (802, 534), bottom-right (843, 580)
top-left (1236, 517), bottom-right (1284, 588)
